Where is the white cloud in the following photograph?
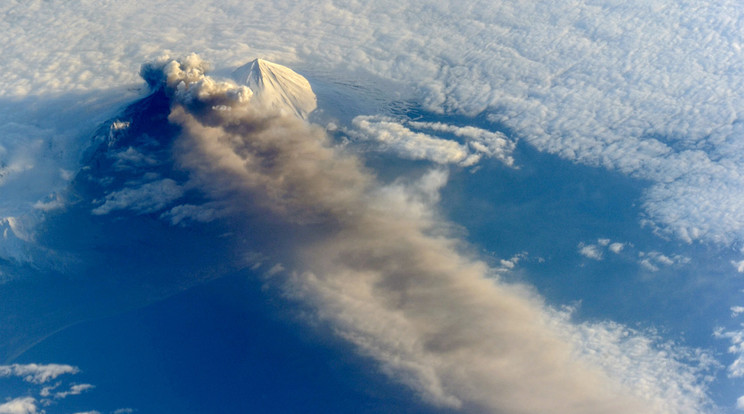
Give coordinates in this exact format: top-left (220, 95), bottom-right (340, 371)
top-left (716, 325), bottom-right (744, 378)
top-left (0, 398), bottom-right (39, 414)
top-left (54, 383), bottom-right (94, 399)
top-left (349, 116), bottom-right (481, 166)
top-left (578, 243), bottom-right (604, 261)
top-left (638, 251), bottom-right (689, 272)
top-left (0, 89), bottom-right (135, 261)
top-left (347, 116), bottom-right (516, 167)
top-left (496, 252), bottom-right (529, 272)
top-left (39, 382), bottom-right (59, 398)
top-left (406, 120), bottom-right (516, 166)
top-left (160, 56), bottom-right (714, 413)
top-left (0, 364), bottom-right (78, 384)
top-left (92, 178), bottom-right (184, 215)
top-left (554, 310), bottom-right (717, 414)
top-left (737, 395), bottom-right (744, 410)
top-left (0, 363), bottom-right (110, 414)
top-left (733, 260), bottom-right (744, 273)
top-left (112, 409), bottom-right (134, 414)
top-left (609, 242), bottom-right (625, 254)
top-left (1, 0), bottom-right (743, 250)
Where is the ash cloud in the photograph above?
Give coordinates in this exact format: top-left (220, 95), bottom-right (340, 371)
top-left (150, 55), bottom-right (714, 414)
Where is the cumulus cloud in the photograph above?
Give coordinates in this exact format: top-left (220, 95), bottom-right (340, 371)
top-left (406, 120), bottom-right (516, 166)
top-left (0, 364), bottom-right (78, 384)
top-left (4, 0), bottom-right (744, 246)
top-left (577, 238), bottom-right (628, 261)
top-left (1, 0), bottom-right (744, 249)
top-left (152, 55), bottom-right (713, 413)
top-left (348, 115), bottom-right (515, 167)
top-left (54, 383), bottom-right (94, 399)
top-left (349, 116), bottom-right (478, 166)
top-left (715, 325), bottom-right (744, 378)
top-left (575, 239), bottom-right (691, 273)
top-left (609, 242), bottom-right (625, 254)
top-left (0, 363), bottom-right (111, 414)
top-left (0, 397), bottom-right (39, 414)
top-left (578, 242), bottom-right (604, 261)
top-left (733, 260), bottom-right (744, 273)
top-left (638, 251), bottom-right (690, 273)
top-left (498, 252), bottom-right (528, 271)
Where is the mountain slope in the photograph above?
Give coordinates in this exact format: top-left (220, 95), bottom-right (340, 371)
top-left (232, 59), bottom-right (317, 120)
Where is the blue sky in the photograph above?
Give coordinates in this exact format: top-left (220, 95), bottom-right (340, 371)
top-left (2, 1), bottom-right (744, 413)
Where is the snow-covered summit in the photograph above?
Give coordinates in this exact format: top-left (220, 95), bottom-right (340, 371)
top-left (232, 59), bottom-right (317, 120)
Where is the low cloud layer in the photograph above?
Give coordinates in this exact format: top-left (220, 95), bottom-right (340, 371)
top-left (149, 55), bottom-right (713, 414)
top-left (3, 0), bottom-right (743, 247)
top-left (348, 116), bottom-right (515, 167)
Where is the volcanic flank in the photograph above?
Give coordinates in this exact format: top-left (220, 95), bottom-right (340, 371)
top-left (232, 58), bottom-right (317, 120)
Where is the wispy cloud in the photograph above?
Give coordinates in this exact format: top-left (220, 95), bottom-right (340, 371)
top-left (0, 364), bottom-right (78, 384)
top-left (54, 383), bottom-right (94, 399)
top-left (92, 178), bottom-right (184, 215)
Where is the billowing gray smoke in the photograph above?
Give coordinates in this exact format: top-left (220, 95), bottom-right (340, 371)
top-left (145, 54), bottom-right (711, 414)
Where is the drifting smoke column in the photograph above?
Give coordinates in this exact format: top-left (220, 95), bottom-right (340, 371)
top-left (144, 55), bottom-right (708, 414)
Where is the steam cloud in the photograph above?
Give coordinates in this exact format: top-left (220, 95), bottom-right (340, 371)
top-left (146, 55), bottom-right (711, 414)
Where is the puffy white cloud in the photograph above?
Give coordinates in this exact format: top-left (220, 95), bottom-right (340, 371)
top-left (638, 251), bottom-right (689, 273)
top-left (347, 115), bottom-right (517, 167)
top-left (577, 238), bottom-right (629, 260)
top-left (0, 363), bottom-right (111, 414)
top-left (0, 398), bottom-right (39, 414)
top-left (2, 0), bottom-right (744, 247)
top-left (578, 243), bottom-right (604, 261)
top-left (498, 252), bottom-right (528, 271)
top-left (715, 325), bottom-right (744, 378)
top-left (0, 363), bottom-right (78, 384)
top-left (553, 310), bottom-right (717, 414)
top-left (54, 383), bottom-right (94, 399)
top-left (733, 260), bottom-right (744, 273)
top-left (737, 395), bottom-right (744, 410)
top-left (609, 242), bottom-right (625, 254)
top-left (158, 56), bottom-right (714, 413)
top-left (406, 120), bottom-right (516, 166)
top-left (348, 116), bottom-right (482, 166)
